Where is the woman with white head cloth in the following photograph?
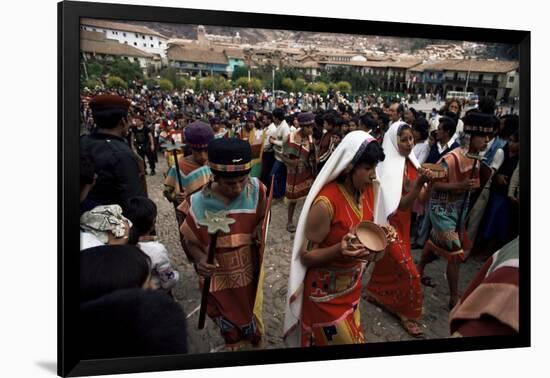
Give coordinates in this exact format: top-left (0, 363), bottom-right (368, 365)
top-left (283, 131), bottom-right (386, 347)
top-left (365, 121), bottom-right (433, 337)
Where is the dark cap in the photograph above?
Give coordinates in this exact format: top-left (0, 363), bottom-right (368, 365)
top-left (462, 112), bottom-right (494, 135)
top-left (89, 94), bottom-right (131, 128)
top-left (244, 111), bottom-right (257, 122)
top-left (184, 121), bottom-right (214, 150)
top-left (208, 138), bottom-right (251, 177)
top-left (297, 112), bottom-right (315, 126)
top-left (89, 94), bottom-right (130, 111)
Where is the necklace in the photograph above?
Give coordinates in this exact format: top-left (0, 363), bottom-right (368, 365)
top-left (341, 180), bottom-right (371, 217)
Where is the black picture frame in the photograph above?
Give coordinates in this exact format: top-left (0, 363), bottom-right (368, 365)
top-left (59, 1), bottom-right (531, 376)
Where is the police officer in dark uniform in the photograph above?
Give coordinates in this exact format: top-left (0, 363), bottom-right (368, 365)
top-left (130, 114), bottom-right (156, 176)
top-left (81, 94), bottom-right (147, 207)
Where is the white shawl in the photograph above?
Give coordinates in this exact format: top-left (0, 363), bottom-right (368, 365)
top-left (374, 121), bottom-right (421, 225)
top-left (283, 130), bottom-right (377, 346)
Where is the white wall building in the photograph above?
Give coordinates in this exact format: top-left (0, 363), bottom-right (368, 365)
top-left (81, 18), bottom-right (168, 58)
top-left (80, 31), bottom-right (160, 74)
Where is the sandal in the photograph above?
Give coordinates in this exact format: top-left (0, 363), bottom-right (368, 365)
top-left (401, 319), bottom-right (424, 338)
top-left (420, 276), bottom-right (436, 288)
top-left (286, 223), bottom-right (296, 233)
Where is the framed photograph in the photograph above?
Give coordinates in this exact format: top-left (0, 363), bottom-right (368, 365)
top-left (59, 0), bottom-right (530, 376)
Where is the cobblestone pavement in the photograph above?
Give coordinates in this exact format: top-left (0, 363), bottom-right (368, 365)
top-left (146, 155), bottom-right (484, 354)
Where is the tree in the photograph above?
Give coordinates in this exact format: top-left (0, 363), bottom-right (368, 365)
top-left (110, 58), bottom-right (143, 82)
top-left (328, 83), bottom-right (338, 93)
top-left (235, 77), bottom-right (263, 91)
top-left (337, 81), bottom-right (352, 93)
top-left (159, 67), bottom-right (178, 85)
top-left (213, 76), bottom-right (232, 92)
top-left (201, 77), bottom-right (216, 91)
top-left (82, 79), bottom-right (103, 90)
top-left (175, 77), bottom-right (193, 91)
top-left (249, 78), bottom-right (264, 92)
top-left (87, 61), bottom-right (104, 78)
top-left (232, 66), bottom-right (249, 80)
top-left (281, 77), bottom-right (295, 92)
top-left (106, 76), bottom-right (128, 89)
top-left (235, 77), bottom-right (249, 88)
top-left (306, 82), bottom-right (328, 94)
top-left (295, 78), bottom-right (306, 92)
top-left (145, 78), bottom-right (157, 89)
top-left (157, 78), bottom-right (174, 91)
top-left (199, 76), bottom-right (231, 92)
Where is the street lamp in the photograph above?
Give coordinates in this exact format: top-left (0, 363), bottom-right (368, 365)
top-left (464, 55), bottom-right (473, 94)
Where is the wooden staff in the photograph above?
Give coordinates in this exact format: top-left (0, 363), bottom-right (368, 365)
top-left (310, 139), bottom-right (318, 177)
top-left (456, 154), bottom-right (482, 232)
top-left (161, 141), bottom-right (185, 194)
top-left (171, 147), bottom-right (184, 194)
top-left (196, 210), bottom-right (235, 330)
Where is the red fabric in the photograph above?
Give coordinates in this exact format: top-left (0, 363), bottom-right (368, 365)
top-left (315, 181), bottom-right (374, 248)
top-left (366, 160), bottom-right (423, 319)
top-left (285, 132), bottom-right (315, 201)
top-left (318, 131), bottom-right (335, 161)
top-left (181, 181), bottom-right (267, 346)
top-left (440, 148), bottom-right (480, 189)
top-left (168, 128), bottom-right (183, 144)
top-left (450, 258), bottom-right (519, 337)
top-left (205, 283), bottom-right (262, 346)
top-left (301, 181), bottom-right (375, 345)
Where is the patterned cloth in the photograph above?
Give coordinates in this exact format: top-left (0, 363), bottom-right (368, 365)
top-left (284, 130), bottom-right (314, 201)
top-left (236, 127), bottom-right (265, 177)
top-left (450, 238), bottom-right (519, 336)
top-left (299, 181), bottom-right (374, 346)
top-left (165, 157), bottom-right (212, 201)
top-left (179, 178), bottom-right (267, 348)
top-left (80, 205), bottom-right (132, 244)
top-left (366, 159), bottom-right (423, 320)
top-left (428, 147), bottom-right (479, 262)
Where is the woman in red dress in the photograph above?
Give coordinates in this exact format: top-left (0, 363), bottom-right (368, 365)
top-left (283, 131), bottom-right (386, 347)
top-left (366, 121), bottom-right (433, 337)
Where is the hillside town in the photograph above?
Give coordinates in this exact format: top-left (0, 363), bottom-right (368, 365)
top-left (80, 19), bottom-right (519, 102)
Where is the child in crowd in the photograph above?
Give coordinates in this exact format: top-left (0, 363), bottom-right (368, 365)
top-left (124, 196), bottom-right (180, 290)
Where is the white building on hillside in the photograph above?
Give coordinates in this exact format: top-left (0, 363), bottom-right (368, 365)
top-left (80, 31), bottom-right (161, 74)
top-left (80, 18), bottom-right (168, 58)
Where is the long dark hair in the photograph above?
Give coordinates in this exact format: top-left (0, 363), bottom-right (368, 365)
top-left (337, 140), bottom-right (385, 183)
top-left (123, 196), bottom-right (157, 245)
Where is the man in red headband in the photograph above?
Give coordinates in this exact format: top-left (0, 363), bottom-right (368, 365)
top-left (81, 94), bottom-right (147, 207)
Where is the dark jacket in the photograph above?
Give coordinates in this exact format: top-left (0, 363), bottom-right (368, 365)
top-left (81, 132), bottom-right (146, 207)
top-left (426, 140), bottom-right (460, 164)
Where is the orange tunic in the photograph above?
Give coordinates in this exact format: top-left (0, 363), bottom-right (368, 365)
top-left (301, 181), bottom-right (375, 346)
top-left (180, 178), bottom-right (267, 348)
top-left (365, 159), bottom-right (423, 320)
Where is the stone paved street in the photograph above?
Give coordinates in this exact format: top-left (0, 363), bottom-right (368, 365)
top-left (146, 154), bottom-right (484, 353)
